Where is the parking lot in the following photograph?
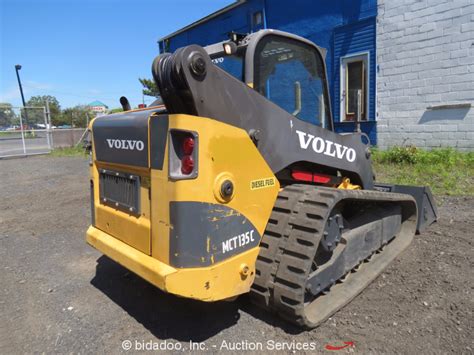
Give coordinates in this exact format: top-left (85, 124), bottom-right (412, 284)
top-left (0, 133), bottom-right (51, 157)
top-left (1, 155), bottom-right (472, 354)
top-left (0, 129), bottom-right (85, 158)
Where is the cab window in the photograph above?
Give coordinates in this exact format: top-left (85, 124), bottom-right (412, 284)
top-left (254, 35), bottom-right (331, 129)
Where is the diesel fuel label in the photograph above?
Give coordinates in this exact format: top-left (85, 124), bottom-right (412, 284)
top-left (250, 177), bottom-right (276, 190)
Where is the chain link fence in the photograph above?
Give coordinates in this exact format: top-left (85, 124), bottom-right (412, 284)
top-left (0, 106), bottom-right (86, 158)
top-left (0, 106), bottom-right (52, 158)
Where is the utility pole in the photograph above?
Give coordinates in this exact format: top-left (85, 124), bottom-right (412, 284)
top-left (15, 64), bottom-right (28, 125)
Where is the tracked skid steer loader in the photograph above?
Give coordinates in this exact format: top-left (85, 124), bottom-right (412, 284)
top-left (86, 29), bottom-right (438, 328)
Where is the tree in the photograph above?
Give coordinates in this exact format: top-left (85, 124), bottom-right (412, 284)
top-left (138, 78), bottom-right (161, 97)
top-left (26, 95), bottom-right (61, 113)
top-left (0, 103), bottom-right (18, 127)
top-left (108, 107), bottom-right (124, 114)
top-left (61, 105), bottom-right (92, 128)
top-left (26, 95), bottom-right (61, 126)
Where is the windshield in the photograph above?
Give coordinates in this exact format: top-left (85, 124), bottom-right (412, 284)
top-left (254, 35), bottom-right (331, 129)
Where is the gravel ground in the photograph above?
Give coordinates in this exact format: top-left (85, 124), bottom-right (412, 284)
top-left (1, 156), bottom-right (472, 354)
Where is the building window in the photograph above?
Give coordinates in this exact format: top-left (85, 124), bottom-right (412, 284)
top-left (341, 53), bottom-right (369, 122)
top-left (252, 11), bottom-right (263, 27)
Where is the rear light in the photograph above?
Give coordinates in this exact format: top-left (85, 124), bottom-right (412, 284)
top-left (169, 130), bottom-right (198, 180)
top-left (292, 170), bottom-right (332, 184)
top-left (181, 155), bottom-right (194, 175)
top-left (291, 170), bottom-right (313, 182)
top-left (313, 174), bottom-right (331, 184)
top-left (181, 136), bottom-right (195, 174)
top-left (182, 137), bottom-right (195, 155)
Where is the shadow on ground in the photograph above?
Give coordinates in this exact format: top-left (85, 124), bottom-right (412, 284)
top-left (91, 256), bottom-right (303, 341)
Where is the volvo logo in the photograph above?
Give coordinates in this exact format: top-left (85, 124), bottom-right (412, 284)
top-left (106, 139), bottom-right (145, 151)
top-left (296, 130), bottom-right (356, 162)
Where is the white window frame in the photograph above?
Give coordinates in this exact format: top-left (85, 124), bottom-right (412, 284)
top-left (340, 51), bottom-right (370, 122)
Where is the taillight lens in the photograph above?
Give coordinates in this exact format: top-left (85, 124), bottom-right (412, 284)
top-left (182, 137), bottom-right (195, 155)
top-left (169, 130), bottom-right (198, 180)
top-left (291, 170), bottom-right (332, 184)
top-left (181, 155), bottom-right (194, 175)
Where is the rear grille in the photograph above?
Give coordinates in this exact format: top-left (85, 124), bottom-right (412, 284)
top-left (99, 169), bottom-right (140, 215)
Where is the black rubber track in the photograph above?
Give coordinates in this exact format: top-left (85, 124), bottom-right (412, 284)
top-left (249, 185), bottom-right (417, 328)
top-left (250, 185), bottom-right (307, 308)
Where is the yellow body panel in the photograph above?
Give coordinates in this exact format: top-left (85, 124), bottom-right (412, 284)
top-left (87, 225), bottom-right (174, 290)
top-left (87, 224), bottom-right (259, 301)
top-left (165, 247), bottom-right (259, 300)
top-left (87, 113), bottom-right (279, 301)
top-left (91, 162), bottom-right (152, 254)
top-left (150, 114), bottom-right (280, 265)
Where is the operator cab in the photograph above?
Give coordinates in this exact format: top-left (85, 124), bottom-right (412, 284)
top-left (206, 30), bottom-right (333, 130)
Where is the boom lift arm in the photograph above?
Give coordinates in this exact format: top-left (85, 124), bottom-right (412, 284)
top-left (152, 31), bottom-right (374, 189)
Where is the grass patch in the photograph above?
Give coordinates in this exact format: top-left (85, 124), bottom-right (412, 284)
top-left (50, 146), bottom-right (88, 157)
top-left (372, 147), bottom-right (474, 196)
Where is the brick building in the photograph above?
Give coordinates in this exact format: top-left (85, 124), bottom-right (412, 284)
top-left (159, 0), bottom-right (474, 150)
top-left (376, 0), bottom-right (473, 150)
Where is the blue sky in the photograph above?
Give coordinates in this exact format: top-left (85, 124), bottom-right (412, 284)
top-left (0, 0), bottom-right (233, 109)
